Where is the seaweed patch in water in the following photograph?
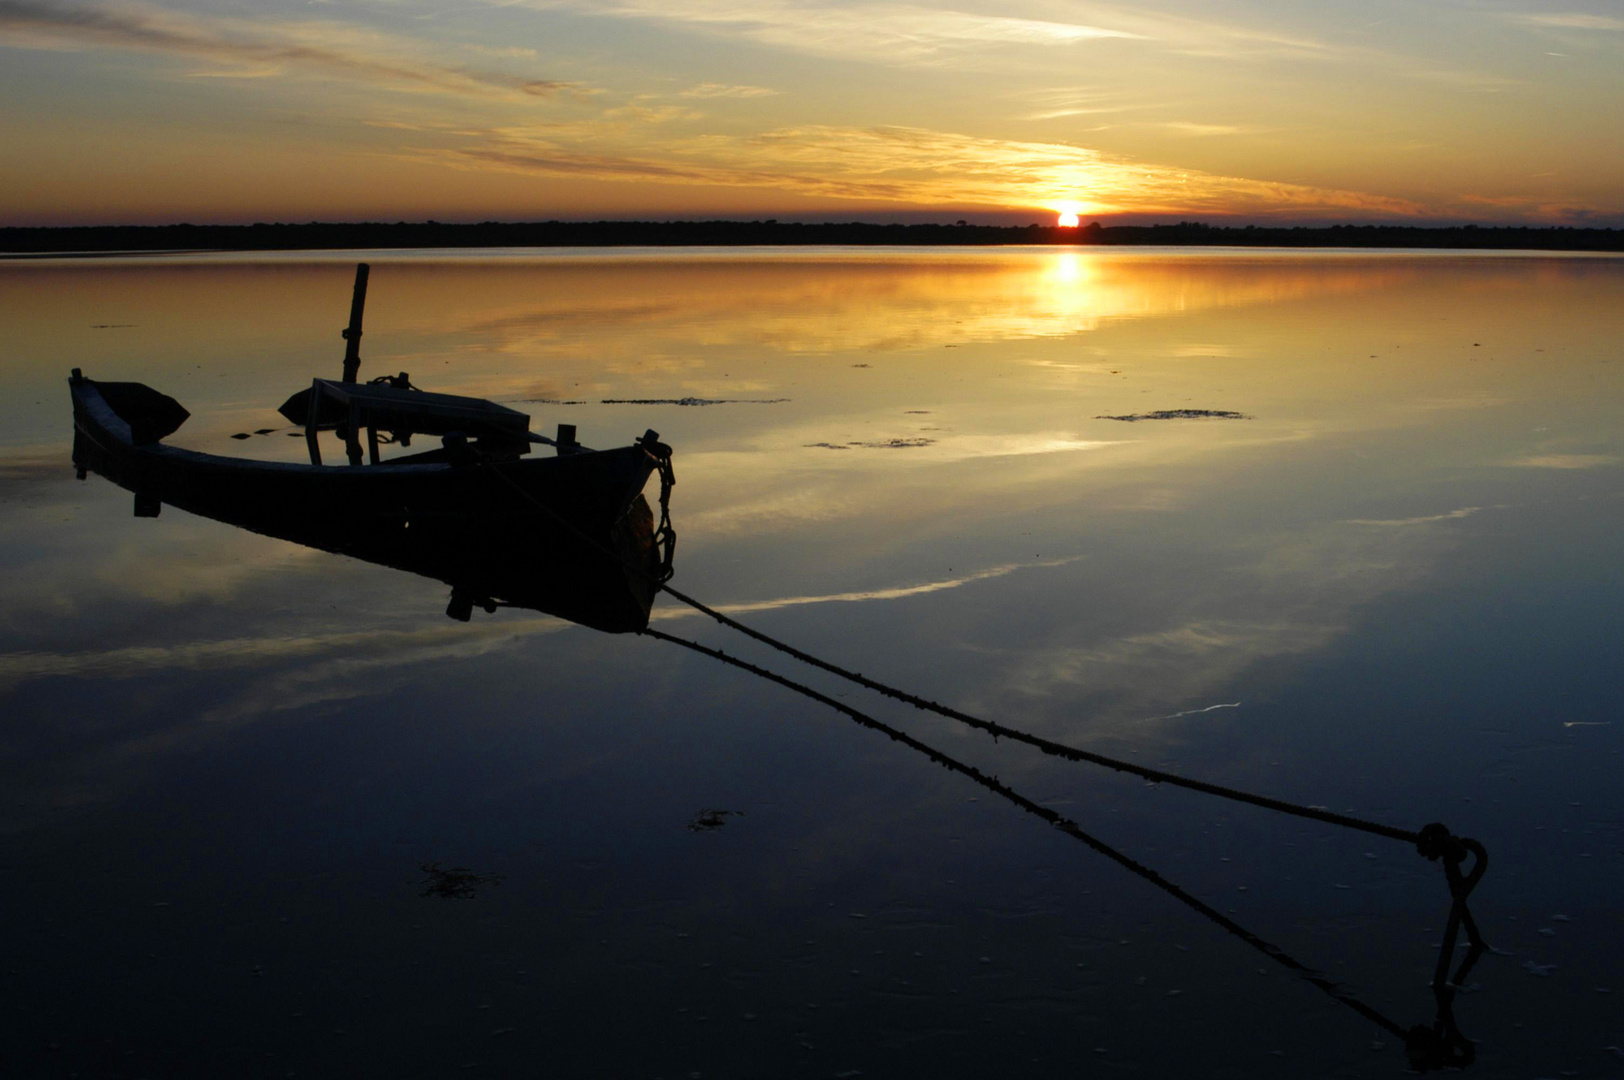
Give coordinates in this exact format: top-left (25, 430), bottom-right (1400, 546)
top-left (688, 809), bottom-right (744, 832)
top-left (418, 862), bottom-right (503, 899)
top-left (599, 397), bottom-right (789, 406)
top-left (1096, 409), bottom-right (1252, 422)
top-left (806, 437), bottom-right (936, 450)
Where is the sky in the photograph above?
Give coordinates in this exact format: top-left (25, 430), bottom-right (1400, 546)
top-left (2, 0), bottom-right (1623, 227)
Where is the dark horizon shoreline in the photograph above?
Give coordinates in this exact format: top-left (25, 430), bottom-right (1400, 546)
top-left (5, 218), bottom-right (1624, 255)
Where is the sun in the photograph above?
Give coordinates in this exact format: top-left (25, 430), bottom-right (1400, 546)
top-left (1053, 201), bottom-right (1084, 227)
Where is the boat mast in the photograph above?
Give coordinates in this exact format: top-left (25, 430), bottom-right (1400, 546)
top-left (340, 263), bottom-right (370, 383)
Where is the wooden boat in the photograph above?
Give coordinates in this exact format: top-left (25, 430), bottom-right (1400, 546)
top-left (68, 266), bottom-right (674, 633)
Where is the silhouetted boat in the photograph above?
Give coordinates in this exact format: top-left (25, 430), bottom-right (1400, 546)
top-left (68, 262), bottom-right (675, 632)
top-left (69, 369), bottom-right (675, 633)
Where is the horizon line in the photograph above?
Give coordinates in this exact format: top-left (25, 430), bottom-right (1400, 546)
top-left (6, 217), bottom-right (1623, 232)
top-left (6, 218), bottom-right (1624, 258)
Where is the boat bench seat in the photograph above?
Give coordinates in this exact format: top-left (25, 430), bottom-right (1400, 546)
top-left (279, 379), bottom-right (534, 466)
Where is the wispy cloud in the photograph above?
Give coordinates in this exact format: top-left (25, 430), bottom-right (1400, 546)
top-left (600, 103), bottom-right (702, 122)
top-left (681, 81), bottom-right (779, 98)
top-left (1024, 108), bottom-right (1114, 121)
top-left (651, 557), bottom-right (1077, 620)
top-left (0, 558), bottom-right (1071, 689)
top-left (1345, 506), bottom-right (1485, 527)
top-left (1003, 617), bottom-right (1341, 725)
top-left (1403, 65), bottom-right (1524, 92)
top-left (412, 119), bottom-right (1424, 217)
top-left (994, 499), bottom-right (1499, 737)
top-left (0, 0), bottom-right (584, 98)
top-left (1455, 191), bottom-right (1622, 223)
top-left (1157, 121), bottom-right (1254, 137)
top-left (531, 0), bottom-right (1362, 66)
top-left (462, 42), bottom-right (542, 60)
top-left (530, 0), bottom-right (1142, 66)
top-left (1503, 11), bottom-right (1624, 32)
top-left (1012, 85), bottom-right (1149, 122)
top-left (0, 620), bottom-right (566, 692)
top-left (1505, 454), bottom-right (1617, 469)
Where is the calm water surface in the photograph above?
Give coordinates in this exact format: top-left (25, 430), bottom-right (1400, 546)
top-left (2, 248), bottom-right (1622, 1077)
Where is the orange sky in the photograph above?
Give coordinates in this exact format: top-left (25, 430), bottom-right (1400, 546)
top-left (3, 1), bottom-right (1623, 227)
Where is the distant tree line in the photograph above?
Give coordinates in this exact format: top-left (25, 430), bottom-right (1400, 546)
top-left (4, 218), bottom-right (1623, 254)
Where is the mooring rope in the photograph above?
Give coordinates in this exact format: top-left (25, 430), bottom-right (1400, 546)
top-left (481, 456), bottom-right (1487, 903)
top-left (660, 580), bottom-right (1424, 844)
top-left (476, 449), bottom-right (1488, 1064)
top-left (642, 624), bottom-right (1491, 1063)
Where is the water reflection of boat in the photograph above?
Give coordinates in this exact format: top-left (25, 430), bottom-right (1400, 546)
top-left (67, 266), bottom-right (675, 633)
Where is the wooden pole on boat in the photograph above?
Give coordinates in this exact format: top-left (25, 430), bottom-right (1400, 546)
top-left (304, 378), bottom-right (324, 466)
top-left (340, 262), bottom-right (370, 383)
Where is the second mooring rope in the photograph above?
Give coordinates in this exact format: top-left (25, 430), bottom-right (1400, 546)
top-left (482, 455), bottom-right (1487, 904)
top-left (642, 624), bottom-right (1484, 1070)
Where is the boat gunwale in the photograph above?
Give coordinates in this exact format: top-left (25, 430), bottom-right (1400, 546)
top-left (70, 374), bottom-right (654, 479)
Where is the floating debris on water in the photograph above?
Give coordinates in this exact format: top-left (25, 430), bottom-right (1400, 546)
top-left (1096, 409), bottom-right (1252, 422)
top-left (688, 808), bottom-right (744, 833)
top-left (806, 438), bottom-right (936, 450)
top-left (418, 862), bottom-right (503, 900)
top-left (600, 397), bottom-right (789, 406)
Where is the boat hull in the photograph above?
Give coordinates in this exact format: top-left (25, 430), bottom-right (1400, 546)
top-left (71, 373), bottom-right (665, 633)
